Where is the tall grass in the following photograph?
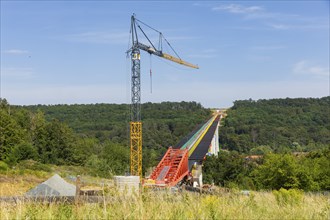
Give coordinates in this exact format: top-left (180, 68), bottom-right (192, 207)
top-left (0, 171), bottom-right (328, 219)
top-left (0, 173), bottom-right (48, 196)
top-left (1, 189), bottom-right (329, 219)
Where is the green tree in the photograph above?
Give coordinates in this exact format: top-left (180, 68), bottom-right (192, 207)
top-left (253, 154), bottom-right (300, 190)
top-left (101, 141), bottom-right (129, 175)
top-left (43, 119), bottom-right (76, 164)
top-left (303, 147), bottom-right (330, 190)
top-left (219, 97), bottom-right (330, 153)
top-left (6, 143), bottom-right (38, 164)
top-left (203, 151), bottom-right (255, 188)
top-left (0, 109), bottom-right (25, 160)
top-left (30, 110), bottom-right (48, 159)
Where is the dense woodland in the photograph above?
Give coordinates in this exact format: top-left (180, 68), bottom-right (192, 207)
top-left (1, 97), bottom-right (329, 190)
top-left (203, 148), bottom-right (330, 191)
top-left (219, 97), bottom-right (330, 153)
top-left (204, 96), bottom-right (330, 191)
top-left (0, 99), bottom-right (210, 176)
top-left (22, 101), bottom-right (210, 150)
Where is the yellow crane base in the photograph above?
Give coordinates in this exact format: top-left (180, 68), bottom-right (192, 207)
top-left (130, 121), bottom-right (142, 178)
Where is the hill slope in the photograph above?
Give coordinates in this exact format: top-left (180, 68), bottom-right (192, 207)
top-left (1, 100), bottom-right (211, 175)
top-left (21, 101), bottom-right (211, 150)
top-left (219, 97), bottom-right (330, 153)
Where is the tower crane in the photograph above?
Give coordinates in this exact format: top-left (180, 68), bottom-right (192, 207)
top-left (127, 14), bottom-right (199, 178)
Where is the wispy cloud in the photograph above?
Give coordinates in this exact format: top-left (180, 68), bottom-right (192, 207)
top-left (1, 67), bottom-right (35, 80)
top-left (251, 45), bottom-right (286, 50)
top-left (293, 60), bottom-right (329, 77)
top-left (211, 3), bottom-right (296, 21)
top-left (268, 24), bottom-right (290, 30)
top-left (188, 49), bottom-right (217, 58)
top-left (2, 49), bottom-right (29, 55)
top-left (212, 3), bottom-right (329, 31)
top-left (2, 80), bottom-right (329, 108)
top-left (165, 36), bottom-right (198, 42)
top-left (144, 81), bottom-right (329, 108)
top-left (212, 4), bottom-right (263, 14)
top-left (64, 31), bottom-right (129, 44)
top-left (1, 84), bottom-right (126, 105)
top-left (267, 23), bottom-right (329, 30)
top-left (244, 12), bottom-right (299, 21)
top-left (248, 55), bottom-right (272, 62)
top-left (192, 2), bottom-right (207, 7)
top-left (63, 30), bottom-right (194, 46)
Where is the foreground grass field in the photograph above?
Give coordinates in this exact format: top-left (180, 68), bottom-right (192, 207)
top-left (1, 191), bottom-right (329, 218)
top-left (0, 172), bottom-right (329, 219)
top-left (1, 190), bottom-right (329, 219)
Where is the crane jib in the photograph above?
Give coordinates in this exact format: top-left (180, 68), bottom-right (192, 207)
top-left (135, 42), bottom-right (199, 69)
top-left (162, 53), bottom-right (199, 69)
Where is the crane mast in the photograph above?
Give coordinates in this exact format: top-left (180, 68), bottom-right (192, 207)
top-left (128, 15), bottom-right (198, 178)
top-left (129, 16), bottom-right (142, 177)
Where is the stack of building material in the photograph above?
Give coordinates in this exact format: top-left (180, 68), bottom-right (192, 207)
top-left (114, 176), bottom-right (140, 194)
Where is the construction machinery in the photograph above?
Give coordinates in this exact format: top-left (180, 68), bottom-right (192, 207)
top-left (127, 15), bottom-right (199, 178)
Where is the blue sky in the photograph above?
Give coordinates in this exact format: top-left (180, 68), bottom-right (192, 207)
top-left (1, 1), bottom-right (329, 108)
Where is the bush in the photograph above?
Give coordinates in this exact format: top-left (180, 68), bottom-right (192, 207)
top-left (0, 161), bottom-right (9, 171)
top-left (85, 155), bottom-right (113, 178)
top-left (6, 143), bottom-right (38, 164)
top-left (253, 154), bottom-right (300, 190)
top-left (226, 181), bottom-right (239, 190)
top-left (16, 160), bottom-right (52, 172)
top-left (272, 188), bottom-right (303, 206)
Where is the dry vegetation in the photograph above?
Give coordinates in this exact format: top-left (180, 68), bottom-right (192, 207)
top-left (0, 173), bottom-right (329, 219)
top-left (0, 191), bottom-right (329, 219)
top-left (0, 173), bottom-right (48, 197)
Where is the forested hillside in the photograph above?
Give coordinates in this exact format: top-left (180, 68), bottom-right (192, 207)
top-left (22, 101), bottom-right (211, 150)
top-left (204, 96), bottom-right (330, 191)
top-left (1, 97), bottom-right (329, 190)
top-left (219, 97), bottom-right (330, 153)
top-left (0, 99), bottom-right (211, 176)
top-left (203, 147), bottom-right (330, 191)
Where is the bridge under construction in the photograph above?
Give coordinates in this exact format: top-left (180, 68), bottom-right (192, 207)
top-left (144, 113), bottom-right (222, 187)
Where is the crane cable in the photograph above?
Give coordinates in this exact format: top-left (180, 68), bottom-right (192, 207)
top-left (162, 35), bottom-right (181, 60)
top-left (135, 18), bottom-right (182, 60)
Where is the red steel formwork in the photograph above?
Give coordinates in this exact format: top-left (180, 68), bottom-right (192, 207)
top-left (147, 147), bottom-right (189, 187)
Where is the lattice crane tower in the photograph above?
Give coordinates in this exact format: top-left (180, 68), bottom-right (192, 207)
top-left (127, 14), bottom-right (199, 178)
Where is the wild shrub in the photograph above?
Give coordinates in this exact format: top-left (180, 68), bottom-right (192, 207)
top-left (16, 160), bottom-right (52, 172)
top-left (272, 188), bottom-right (303, 206)
top-left (7, 143), bottom-right (38, 164)
top-left (54, 204), bottom-right (73, 219)
top-left (0, 161), bottom-right (9, 171)
top-left (201, 195), bottom-right (220, 220)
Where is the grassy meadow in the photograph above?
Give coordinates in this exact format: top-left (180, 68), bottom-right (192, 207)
top-left (0, 172), bottom-right (329, 220)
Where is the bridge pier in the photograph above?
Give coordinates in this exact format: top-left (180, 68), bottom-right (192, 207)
top-left (208, 119), bottom-right (220, 156)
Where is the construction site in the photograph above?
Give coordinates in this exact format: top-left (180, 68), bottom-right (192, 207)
top-left (116, 14), bottom-right (223, 191)
top-left (0, 15), bottom-right (225, 201)
top-left (1, 2), bottom-right (329, 218)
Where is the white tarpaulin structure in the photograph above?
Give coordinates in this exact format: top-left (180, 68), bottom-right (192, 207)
top-left (26, 174), bottom-right (76, 196)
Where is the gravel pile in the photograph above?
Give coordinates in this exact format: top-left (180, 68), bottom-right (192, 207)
top-left (26, 174), bottom-right (76, 197)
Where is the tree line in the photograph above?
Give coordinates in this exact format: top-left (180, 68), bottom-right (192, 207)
top-left (203, 96), bottom-right (329, 191)
top-left (1, 96), bottom-right (329, 191)
top-left (219, 97), bottom-right (329, 153)
top-left (203, 148), bottom-right (330, 191)
top-left (0, 98), bottom-right (211, 176)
